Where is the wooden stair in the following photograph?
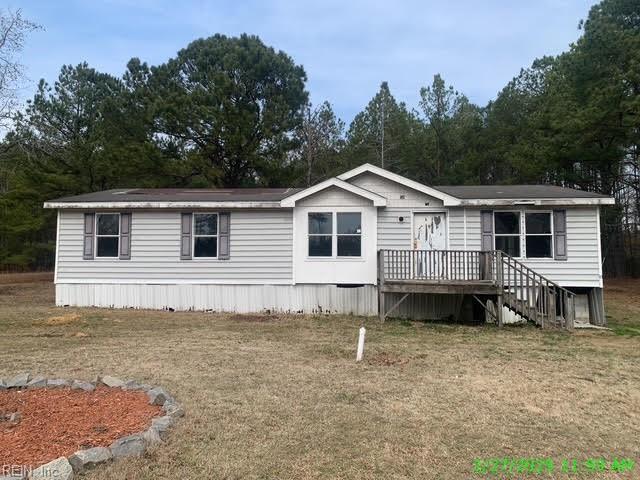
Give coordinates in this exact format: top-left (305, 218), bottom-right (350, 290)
top-left (496, 253), bottom-right (575, 329)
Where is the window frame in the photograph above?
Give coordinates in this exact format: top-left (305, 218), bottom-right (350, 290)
top-left (95, 212), bottom-right (121, 259)
top-left (493, 210), bottom-right (521, 258)
top-left (336, 212), bottom-right (362, 258)
top-left (307, 212), bottom-right (333, 257)
top-left (192, 212), bottom-right (219, 259)
top-left (306, 210), bottom-right (364, 260)
top-left (524, 210), bottom-right (554, 259)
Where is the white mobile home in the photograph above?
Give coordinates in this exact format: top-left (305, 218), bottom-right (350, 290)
top-left (44, 164), bottom-right (614, 328)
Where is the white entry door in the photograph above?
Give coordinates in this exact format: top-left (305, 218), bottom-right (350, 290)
top-left (413, 212), bottom-right (447, 277)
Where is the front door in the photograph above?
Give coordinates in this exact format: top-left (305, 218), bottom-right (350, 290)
top-left (413, 212), bottom-right (447, 277)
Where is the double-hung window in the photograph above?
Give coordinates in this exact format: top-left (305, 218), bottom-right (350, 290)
top-left (308, 212), bottom-right (362, 257)
top-left (494, 211), bottom-right (520, 257)
top-left (194, 213), bottom-right (218, 257)
top-left (308, 212), bottom-right (333, 256)
top-left (494, 210), bottom-right (555, 259)
top-left (337, 213), bottom-right (361, 256)
top-left (525, 212), bottom-right (553, 258)
top-left (96, 213), bottom-right (120, 258)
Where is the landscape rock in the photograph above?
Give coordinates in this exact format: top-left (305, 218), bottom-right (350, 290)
top-left (9, 412), bottom-right (21, 423)
top-left (0, 473), bottom-right (26, 480)
top-left (26, 376), bottom-right (47, 389)
top-left (0, 379), bottom-right (6, 390)
top-left (162, 401), bottom-right (185, 418)
top-left (47, 379), bottom-right (71, 388)
top-left (68, 447), bottom-right (112, 473)
top-left (100, 375), bottom-right (125, 388)
top-left (71, 380), bottom-right (95, 392)
top-left (122, 380), bottom-right (151, 391)
top-left (147, 386), bottom-right (172, 406)
top-left (109, 433), bottom-right (146, 459)
top-left (30, 457), bottom-right (73, 480)
top-left (150, 415), bottom-right (174, 440)
top-left (6, 373), bottom-right (29, 388)
top-left (142, 426), bottom-right (162, 445)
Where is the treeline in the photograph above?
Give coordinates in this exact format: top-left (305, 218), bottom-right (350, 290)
top-left (0, 0), bottom-right (638, 274)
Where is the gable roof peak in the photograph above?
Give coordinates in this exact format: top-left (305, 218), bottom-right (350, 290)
top-left (337, 163), bottom-right (461, 206)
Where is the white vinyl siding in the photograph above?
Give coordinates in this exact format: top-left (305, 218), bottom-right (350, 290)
top-left (460, 207), bottom-right (601, 287)
top-left (56, 209), bottom-right (293, 284)
top-left (448, 209), bottom-right (466, 250)
top-left (296, 186), bottom-right (372, 207)
top-left (348, 171), bottom-right (445, 251)
top-left (349, 172), bottom-right (444, 208)
top-left (377, 208), bottom-right (412, 250)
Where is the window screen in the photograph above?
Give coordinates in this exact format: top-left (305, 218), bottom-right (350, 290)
top-left (494, 212), bottom-right (520, 257)
top-left (194, 213), bottom-right (218, 257)
top-left (96, 213), bottom-right (119, 257)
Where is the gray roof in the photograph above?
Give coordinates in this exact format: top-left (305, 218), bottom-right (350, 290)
top-left (48, 187), bottom-right (303, 203)
top-left (433, 184), bottom-right (609, 199)
top-left (46, 183), bottom-right (609, 206)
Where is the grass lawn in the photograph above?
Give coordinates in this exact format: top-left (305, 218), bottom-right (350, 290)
top-left (1, 278), bottom-right (639, 479)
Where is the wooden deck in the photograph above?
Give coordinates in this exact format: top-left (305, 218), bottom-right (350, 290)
top-left (377, 249), bottom-right (576, 329)
top-left (381, 279), bottom-right (498, 295)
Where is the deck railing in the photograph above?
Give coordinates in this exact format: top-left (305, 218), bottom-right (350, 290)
top-left (378, 249), bottom-right (575, 329)
top-left (379, 249), bottom-right (492, 282)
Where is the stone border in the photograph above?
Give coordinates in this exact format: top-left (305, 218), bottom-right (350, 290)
top-left (0, 373), bottom-right (184, 480)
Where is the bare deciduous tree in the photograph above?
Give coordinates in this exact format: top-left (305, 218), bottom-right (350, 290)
top-left (0, 8), bottom-right (41, 127)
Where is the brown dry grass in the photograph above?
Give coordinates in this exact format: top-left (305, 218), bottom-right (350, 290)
top-left (44, 313), bottom-right (82, 326)
top-left (0, 277), bottom-right (638, 479)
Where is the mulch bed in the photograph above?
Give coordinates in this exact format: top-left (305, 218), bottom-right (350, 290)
top-left (0, 387), bottom-right (161, 468)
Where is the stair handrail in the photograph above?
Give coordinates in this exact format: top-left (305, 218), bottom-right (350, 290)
top-left (491, 250), bottom-right (575, 329)
top-left (493, 250), bottom-right (575, 298)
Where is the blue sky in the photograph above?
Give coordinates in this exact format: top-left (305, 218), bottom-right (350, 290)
top-left (15, 0), bottom-right (598, 123)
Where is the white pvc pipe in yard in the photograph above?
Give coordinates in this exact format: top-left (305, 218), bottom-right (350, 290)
top-left (356, 326), bottom-right (366, 362)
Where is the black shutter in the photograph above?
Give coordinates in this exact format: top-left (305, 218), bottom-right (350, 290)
top-left (218, 212), bottom-right (230, 260)
top-left (83, 213), bottom-right (95, 260)
top-left (553, 210), bottom-right (567, 260)
top-left (119, 212), bottom-right (131, 260)
top-left (181, 213), bottom-right (192, 260)
top-left (480, 210), bottom-right (494, 251)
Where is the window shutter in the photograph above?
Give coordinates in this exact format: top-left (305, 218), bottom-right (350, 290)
top-left (553, 210), bottom-right (567, 260)
top-left (218, 212), bottom-right (230, 260)
top-left (480, 210), bottom-right (494, 251)
top-left (119, 212), bottom-right (132, 260)
top-left (83, 212), bottom-right (95, 260)
top-left (181, 213), bottom-right (192, 260)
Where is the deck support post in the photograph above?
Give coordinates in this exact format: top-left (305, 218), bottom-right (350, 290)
top-left (378, 250), bottom-right (385, 322)
top-left (547, 288), bottom-right (556, 328)
top-left (496, 292), bottom-right (504, 327)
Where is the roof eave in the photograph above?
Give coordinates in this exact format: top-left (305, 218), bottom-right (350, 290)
top-left (43, 201), bottom-right (286, 209)
top-left (457, 198), bottom-right (615, 206)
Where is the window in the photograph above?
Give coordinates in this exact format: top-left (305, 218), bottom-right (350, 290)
top-left (525, 212), bottom-right (552, 258)
top-left (194, 213), bottom-right (218, 257)
top-left (96, 213), bottom-right (119, 257)
top-left (494, 211), bottom-right (520, 257)
top-left (308, 212), bottom-right (363, 257)
top-left (308, 212), bottom-right (332, 256)
top-left (337, 212), bottom-right (361, 257)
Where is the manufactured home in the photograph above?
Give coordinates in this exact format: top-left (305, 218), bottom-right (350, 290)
top-left (44, 164), bottom-right (614, 329)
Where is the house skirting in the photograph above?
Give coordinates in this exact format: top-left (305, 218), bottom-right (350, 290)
top-left (55, 283), bottom-right (379, 316)
top-left (56, 283), bottom-right (472, 320)
top-left (55, 284), bottom-right (604, 323)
